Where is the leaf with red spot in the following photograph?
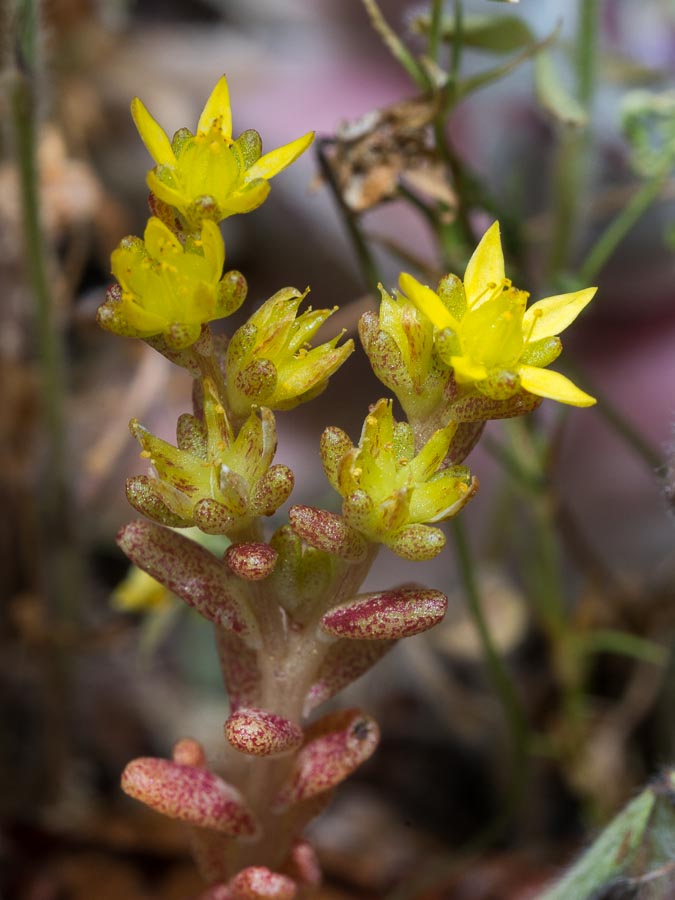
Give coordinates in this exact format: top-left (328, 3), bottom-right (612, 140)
top-left (121, 757), bottom-right (258, 836)
top-left (274, 709), bottom-right (379, 809)
top-left (320, 587), bottom-right (447, 640)
top-left (117, 520), bottom-right (260, 645)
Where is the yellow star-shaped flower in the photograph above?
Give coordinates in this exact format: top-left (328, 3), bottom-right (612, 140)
top-left (131, 75), bottom-right (315, 230)
top-left (399, 222), bottom-right (597, 408)
top-left (98, 216), bottom-right (245, 349)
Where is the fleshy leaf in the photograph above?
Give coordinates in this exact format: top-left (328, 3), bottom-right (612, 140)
top-left (320, 587), bottom-right (447, 640)
top-left (225, 708), bottom-right (303, 757)
top-left (122, 757), bottom-right (258, 836)
top-left (289, 505), bottom-right (368, 562)
top-left (304, 639), bottom-right (393, 714)
top-left (229, 867), bottom-right (297, 900)
top-left (117, 520), bottom-right (260, 643)
top-left (274, 709), bottom-right (379, 809)
top-left (225, 543), bottom-right (278, 581)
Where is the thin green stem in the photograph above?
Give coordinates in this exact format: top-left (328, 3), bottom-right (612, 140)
top-left (578, 175), bottom-right (667, 283)
top-left (577, 0), bottom-right (599, 109)
top-left (449, 0), bottom-right (463, 91)
top-left (361, 0), bottom-right (428, 90)
top-left (12, 2), bottom-right (79, 621)
top-left (450, 518), bottom-right (530, 759)
top-left (394, 517), bottom-right (533, 900)
top-left (11, 0), bottom-right (80, 802)
top-left (546, 0), bottom-right (599, 282)
top-left (427, 0), bottom-right (444, 65)
top-left (12, 73), bottom-right (66, 521)
top-left (505, 419), bottom-right (588, 728)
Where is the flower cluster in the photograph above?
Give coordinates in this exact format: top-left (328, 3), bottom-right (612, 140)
top-left (101, 72), bottom-right (600, 898)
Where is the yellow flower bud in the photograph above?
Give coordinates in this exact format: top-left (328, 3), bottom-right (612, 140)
top-left (126, 379), bottom-right (294, 536)
top-left (225, 288), bottom-right (354, 419)
top-left (320, 399), bottom-right (477, 560)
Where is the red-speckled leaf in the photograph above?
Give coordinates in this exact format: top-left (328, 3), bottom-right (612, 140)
top-left (121, 757), bottom-right (258, 836)
top-left (283, 841), bottom-right (322, 889)
top-left (225, 542), bottom-right (278, 581)
top-left (172, 738), bottom-right (207, 768)
top-left (289, 505), bottom-right (368, 561)
top-left (229, 867), bottom-right (297, 900)
top-left (216, 628), bottom-right (261, 710)
top-left (304, 638), bottom-right (393, 714)
top-left (225, 708), bottom-right (303, 757)
top-left (450, 391), bottom-right (541, 423)
top-left (320, 587), bottom-right (447, 639)
top-left (274, 709), bottom-right (379, 809)
top-left (117, 520), bottom-right (260, 645)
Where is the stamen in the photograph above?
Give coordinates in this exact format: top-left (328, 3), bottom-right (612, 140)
top-left (524, 307), bottom-right (543, 343)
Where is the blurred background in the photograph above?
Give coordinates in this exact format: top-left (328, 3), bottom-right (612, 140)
top-left (2, 0), bottom-right (675, 897)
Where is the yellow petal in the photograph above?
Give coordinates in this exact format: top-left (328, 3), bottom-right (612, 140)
top-left (144, 216), bottom-right (182, 258)
top-left (523, 287), bottom-right (597, 341)
top-left (450, 355), bottom-right (488, 383)
top-left (200, 219), bottom-right (225, 279)
top-left (398, 273), bottom-right (458, 330)
top-left (246, 131), bottom-right (315, 181)
top-left (197, 75), bottom-right (232, 139)
top-left (119, 299), bottom-right (169, 333)
top-left (146, 170), bottom-right (188, 212)
top-left (130, 97), bottom-right (177, 167)
top-left (220, 180), bottom-right (271, 217)
top-left (518, 365), bottom-right (596, 407)
top-left (463, 221), bottom-right (505, 307)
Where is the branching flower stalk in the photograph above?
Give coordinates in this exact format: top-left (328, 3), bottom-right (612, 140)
top-left (103, 75), bottom-right (598, 898)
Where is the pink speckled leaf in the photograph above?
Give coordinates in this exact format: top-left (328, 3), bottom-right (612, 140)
top-left (445, 421), bottom-right (485, 465)
top-left (450, 391), bottom-right (541, 423)
top-left (121, 757), bottom-right (258, 836)
top-left (229, 867), bottom-right (297, 899)
top-left (225, 542), bottom-right (278, 581)
top-left (172, 737), bottom-right (207, 768)
top-left (216, 628), bottom-right (261, 711)
top-left (283, 841), bottom-right (321, 889)
top-left (320, 587), bottom-right (447, 640)
top-left (225, 708), bottom-right (303, 757)
top-left (304, 638), bottom-right (393, 715)
top-left (117, 520), bottom-right (260, 645)
top-left (289, 505), bottom-right (368, 561)
top-left (274, 709), bottom-right (379, 810)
